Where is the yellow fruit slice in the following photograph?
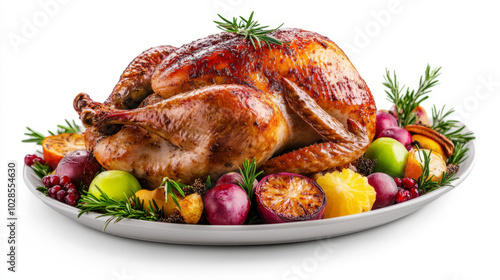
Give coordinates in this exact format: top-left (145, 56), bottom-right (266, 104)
top-left (412, 134), bottom-right (447, 160)
top-left (42, 133), bottom-right (85, 169)
top-left (404, 148), bottom-right (447, 182)
top-left (134, 188), bottom-right (180, 218)
top-left (316, 169), bottom-right (376, 219)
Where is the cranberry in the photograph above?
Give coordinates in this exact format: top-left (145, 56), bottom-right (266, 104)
top-left (64, 183), bottom-right (77, 192)
top-left (66, 187), bottom-right (80, 199)
top-left (410, 188), bottom-right (419, 198)
top-left (33, 156), bottom-right (46, 165)
top-left (402, 177), bottom-right (416, 189)
top-left (394, 178), bottom-right (402, 187)
top-left (24, 154), bottom-right (37, 166)
top-left (64, 194), bottom-right (77, 206)
top-left (49, 175), bottom-right (60, 187)
top-left (42, 176), bottom-right (52, 187)
top-left (56, 190), bottom-right (67, 201)
top-left (48, 185), bottom-right (62, 198)
top-left (59, 176), bottom-right (71, 186)
top-left (396, 189), bottom-right (411, 203)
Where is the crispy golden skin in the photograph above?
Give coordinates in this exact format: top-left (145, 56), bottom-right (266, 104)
top-left (75, 28), bottom-right (376, 188)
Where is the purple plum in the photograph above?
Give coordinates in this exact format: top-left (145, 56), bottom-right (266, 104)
top-left (367, 173), bottom-right (398, 209)
top-left (377, 127), bottom-right (413, 150)
top-left (376, 111), bottom-right (398, 138)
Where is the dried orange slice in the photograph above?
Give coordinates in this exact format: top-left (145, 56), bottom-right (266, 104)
top-left (316, 169), bottom-right (376, 219)
top-left (404, 148), bottom-right (446, 182)
top-left (42, 133), bottom-right (85, 169)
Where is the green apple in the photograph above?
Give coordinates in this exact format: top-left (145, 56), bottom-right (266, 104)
top-left (364, 137), bottom-right (409, 178)
top-left (88, 170), bottom-right (142, 201)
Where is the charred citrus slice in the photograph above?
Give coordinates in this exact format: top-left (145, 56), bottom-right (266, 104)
top-left (255, 173), bottom-right (326, 223)
top-left (42, 133), bottom-right (85, 169)
top-left (405, 148), bottom-right (446, 182)
top-left (316, 169), bottom-right (376, 219)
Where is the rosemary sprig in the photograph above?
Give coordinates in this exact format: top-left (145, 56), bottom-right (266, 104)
top-left (32, 161), bottom-right (51, 179)
top-left (237, 158), bottom-right (263, 224)
top-left (431, 105), bottom-right (475, 144)
top-left (22, 128), bottom-right (46, 145)
top-left (51, 119), bottom-right (82, 135)
top-left (447, 142), bottom-right (469, 165)
top-left (161, 177), bottom-right (188, 210)
top-left (214, 11), bottom-right (286, 49)
top-left (77, 187), bottom-right (163, 231)
top-left (430, 105), bottom-right (474, 165)
top-left (36, 186), bottom-right (49, 196)
top-left (23, 119), bottom-right (82, 145)
top-left (238, 158), bottom-right (262, 200)
top-left (416, 147), bottom-right (458, 193)
top-left (384, 65), bottom-right (441, 127)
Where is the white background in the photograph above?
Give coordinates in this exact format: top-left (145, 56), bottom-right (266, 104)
top-left (1, 0), bottom-right (499, 279)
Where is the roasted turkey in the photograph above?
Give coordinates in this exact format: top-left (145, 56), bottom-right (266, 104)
top-left (74, 28), bottom-right (376, 189)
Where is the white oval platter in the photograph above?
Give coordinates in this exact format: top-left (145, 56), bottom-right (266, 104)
top-left (24, 135), bottom-right (476, 246)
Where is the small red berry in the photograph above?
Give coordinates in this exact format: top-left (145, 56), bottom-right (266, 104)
top-left (56, 190), bottom-right (67, 201)
top-left (394, 178), bottom-right (403, 187)
top-left (24, 154), bottom-right (36, 166)
top-left (402, 177), bottom-right (416, 189)
top-left (64, 183), bottom-right (77, 192)
top-left (64, 194), bottom-right (77, 206)
top-left (49, 175), bottom-right (60, 187)
top-left (33, 156), bottom-right (46, 165)
top-left (48, 185), bottom-right (62, 198)
top-left (42, 176), bottom-right (52, 187)
top-left (410, 188), bottom-right (419, 198)
top-left (396, 189), bottom-right (411, 203)
top-left (59, 176), bottom-right (71, 186)
top-left (66, 187), bottom-right (79, 197)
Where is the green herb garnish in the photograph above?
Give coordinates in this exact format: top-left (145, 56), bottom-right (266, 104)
top-left (161, 177), bottom-right (189, 210)
top-left (237, 158), bottom-right (263, 224)
top-left (32, 161), bottom-right (51, 179)
top-left (205, 175), bottom-right (213, 191)
top-left (23, 128), bottom-right (47, 145)
top-left (214, 11), bottom-right (286, 49)
top-left (23, 119), bottom-right (82, 145)
top-left (237, 158), bottom-right (262, 200)
top-left (384, 65), bottom-right (441, 127)
top-left (77, 187), bottom-right (163, 231)
top-left (430, 105), bottom-right (475, 165)
top-left (431, 105), bottom-right (475, 145)
top-left (416, 147), bottom-right (458, 193)
top-left (36, 186), bottom-right (49, 196)
top-left (447, 142), bottom-right (469, 166)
